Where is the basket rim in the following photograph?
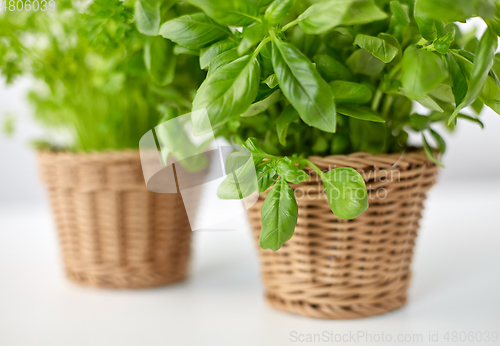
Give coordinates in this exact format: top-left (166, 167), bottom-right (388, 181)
top-left (37, 148), bottom-right (141, 164)
top-left (306, 149), bottom-right (435, 171)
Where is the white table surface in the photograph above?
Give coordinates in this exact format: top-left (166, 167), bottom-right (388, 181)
top-left (0, 179), bottom-right (499, 346)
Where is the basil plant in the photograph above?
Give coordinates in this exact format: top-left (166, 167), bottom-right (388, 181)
top-left (136, 0), bottom-right (500, 250)
top-left (0, 0), bottom-right (205, 151)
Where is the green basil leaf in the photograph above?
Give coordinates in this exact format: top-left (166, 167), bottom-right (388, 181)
top-left (400, 87), bottom-right (444, 112)
top-left (435, 28), bottom-right (456, 54)
top-left (225, 138), bottom-right (269, 172)
top-left (193, 55), bottom-right (261, 134)
top-left (134, 0), bottom-right (161, 36)
top-left (471, 98), bottom-right (485, 115)
top-left (156, 107), bottom-right (209, 172)
top-left (263, 74), bottom-right (278, 88)
top-left (486, 4), bottom-right (500, 37)
top-left (337, 105), bottom-right (385, 123)
top-left (217, 177), bottom-right (245, 199)
top-left (478, 0), bottom-right (497, 20)
top-left (321, 167), bottom-right (368, 220)
top-left (277, 157), bottom-right (308, 184)
top-left (259, 41), bottom-right (274, 72)
top-left (144, 36), bottom-right (176, 87)
top-left (150, 87), bottom-right (192, 109)
top-left (207, 48), bottom-right (240, 76)
top-left (239, 137), bottom-right (274, 167)
top-left (173, 46), bottom-right (199, 56)
top-left (187, 0), bottom-right (260, 26)
top-left (253, 0), bottom-right (274, 6)
top-left (200, 40), bottom-right (237, 70)
top-left (224, 151), bottom-right (248, 175)
top-left (288, 28), bottom-right (322, 60)
top-left (260, 178), bottom-right (298, 251)
top-left (377, 33), bottom-right (402, 61)
top-left (313, 54), bottom-right (353, 81)
top-left (428, 111), bottom-right (449, 123)
top-left (389, 1), bottom-right (410, 42)
top-left (429, 128), bottom-right (446, 154)
top-left (329, 80), bottom-right (372, 104)
top-left (449, 28), bottom-right (498, 124)
top-left (449, 51), bottom-right (500, 115)
top-left (159, 13), bottom-right (231, 50)
top-left (353, 34), bottom-right (398, 63)
top-left (415, 95), bottom-right (444, 112)
top-left (446, 52), bottom-right (469, 106)
top-left (256, 160), bottom-right (278, 193)
top-left (492, 54), bottom-right (500, 78)
top-left (457, 114), bottom-right (485, 128)
top-left (480, 75), bottom-right (500, 115)
top-left (237, 23), bottom-right (267, 56)
top-left (430, 84), bottom-right (455, 103)
top-left (462, 34), bottom-right (479, 54)
top-left (422, 133), bottom-right (444, 168)
top-left (271, 39), bottom-right (337, 133)
top-left (414, 10), bottom-right (438, 41)
top-left (401, 46), bottom-right (447, 99)
top-left (242, 137), bottom-right (268, 158)
top-left (221, 147), bottom-right (258, 193)
top-left (435, 20), bottom-right (446, 38)
top-left (242, 90), bottom-right (281, 117)
top-left (218, 154), bottom-right (258, 199)
top-left (254, 83), bottom-right (276, 101)
top-left (264, 0), bottom-right (296, 26)
top-left (457, 49), bottom-right (475, 63)
top-left (410, 113), bottom-right (430, 130)
top-left (298, 0), bottom-right (387, 35)
top-left (346, 49), bottom-right (385, 76)
top-left (415, 0), bottom-right (481, 23)
top-left (324, 27), bottom-right (355, 49)
top-left (276, 104), bottom-right (299, 146)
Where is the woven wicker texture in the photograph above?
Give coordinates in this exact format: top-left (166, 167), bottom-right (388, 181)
top-left (38, 150), bottom-right (192, 289)
top-left (248, 151), bottom-right (438, 319)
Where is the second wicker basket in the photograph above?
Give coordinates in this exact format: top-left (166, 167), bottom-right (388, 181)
top-left (38, 150), bottom-right (194, 289)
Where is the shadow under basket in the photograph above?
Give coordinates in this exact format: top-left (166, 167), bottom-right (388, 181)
top-left (38, 150), bottom-right (192, 289)
top-left (247, 151), bottom-right (438, 319)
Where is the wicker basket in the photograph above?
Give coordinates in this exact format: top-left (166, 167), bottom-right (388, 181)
top-left (247, 151), bottom-right (438, 319)
top-left (38, 150), bottom-right (192, 289)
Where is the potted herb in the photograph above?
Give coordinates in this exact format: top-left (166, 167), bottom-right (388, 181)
top-left (0, 0), bottom-right (205, 288)
top-left (151, 0), bottom-right (500, 317)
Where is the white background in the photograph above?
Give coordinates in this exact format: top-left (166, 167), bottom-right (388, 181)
top-left (1, 19), bottom-right (500, 346)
